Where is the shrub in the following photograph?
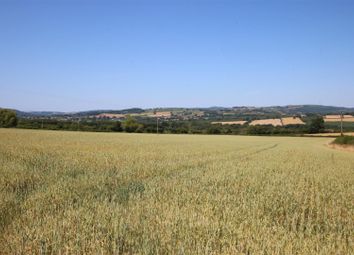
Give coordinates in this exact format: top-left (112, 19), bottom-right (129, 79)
top-left (332, 136), bottom-right (354, 145)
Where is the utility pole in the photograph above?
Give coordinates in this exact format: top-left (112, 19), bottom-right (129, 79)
top-left (340, 112), bottom-right (343, 136)
top-left (156, 117), bottom-right (159, 134)
top-left (41, 119), bottom-right (44, 129)
top-left (77, 119), bottom-right (80, 131)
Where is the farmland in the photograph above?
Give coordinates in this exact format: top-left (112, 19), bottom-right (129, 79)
top-left (324, 115), bottom-right (354, 123)
top-left (281, 117), bottom-right (305, 125)
top-left (211, 117), bottom-right (305, 126)
top-left (211, 121), bottom-right (247, 125)
top-left (0, 129), bottom-right (353, 254)
top-left (249, 119), bottom-right (283, 127)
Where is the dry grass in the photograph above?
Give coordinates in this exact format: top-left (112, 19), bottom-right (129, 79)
top-left (305, 132), bottom-right (354, 137)
top-left (325, 115), bottom-right (353, 119)
top-left (0, 129), bottom-right (353, 254)
top-left (324, 115), bottom-right (354, 123)
top-left (213, 117), bottom-right (305, 126)
top-left (281, 117), bottom-right (305, 125)
top-left (324, 117), bottom-right (354, 122)
top-left (211, 121), bottom-right (247, 125)
top-left (249, 119), bottom-right (282, 126)
top-left (327, 143), bottom-right (354, 152)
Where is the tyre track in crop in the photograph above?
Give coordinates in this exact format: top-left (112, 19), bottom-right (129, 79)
top-left (241, 143), bottom-right (278, 160)
top-left (164, 143), bottom-right (279, 180)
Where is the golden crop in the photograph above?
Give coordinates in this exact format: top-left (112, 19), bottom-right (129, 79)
top-left (0, 129), bottom-right (353, 254)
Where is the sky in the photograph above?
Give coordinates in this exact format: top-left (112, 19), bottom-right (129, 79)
top-left (1, 0), bottom-right (354, 112)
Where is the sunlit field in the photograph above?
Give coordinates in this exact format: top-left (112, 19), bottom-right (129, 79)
top-left (0, 129), bottom-right (353, 254)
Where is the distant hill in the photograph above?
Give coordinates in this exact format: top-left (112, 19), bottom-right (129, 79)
top-left (2, 105), bottom-right (354, 118)
top-left (261, 105), bottom-right (354, 114)
top-left (10, 108), bottom-right (145, 118)
top-left (70, 108), bottom-right (145, 117)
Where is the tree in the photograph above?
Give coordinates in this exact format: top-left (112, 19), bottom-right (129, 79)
top-left (206, 126), bottom-right (221, 134)
top-left (308, 116), bottom-right (324, 134)
top-left (122, 116), bottom-right (141, 133)
top-left (247, 125), bottom-right (273, 135)
top-left (111, 121), bottom-right (123, 132)
top-left (0, 109), bottom-right (18, 128)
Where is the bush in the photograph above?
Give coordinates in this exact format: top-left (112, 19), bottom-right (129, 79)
top-left (332, 136), bottom-right (354, 145)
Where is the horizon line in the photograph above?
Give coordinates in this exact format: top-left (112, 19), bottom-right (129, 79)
top-left (2, 104), bottom-right (354, 113)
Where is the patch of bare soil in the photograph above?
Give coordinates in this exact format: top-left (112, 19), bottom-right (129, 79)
top-left (326, 143), bottom-right (354, 152)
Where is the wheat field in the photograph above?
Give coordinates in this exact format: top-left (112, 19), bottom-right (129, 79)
top-left (0, 129), bottom-right (353, 254)
top-left (249, 119), bottom-right (283, 127)
top-left (324, 115), bottom-right (354, 122)
top-left (281, 117), bottom-right (305, 126)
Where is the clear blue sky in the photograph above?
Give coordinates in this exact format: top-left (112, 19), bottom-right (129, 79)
top-left (1, 0), bottom-right (354, 111)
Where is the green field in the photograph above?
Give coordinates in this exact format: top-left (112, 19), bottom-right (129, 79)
top-left (0, 129), bottom-right (353, 254)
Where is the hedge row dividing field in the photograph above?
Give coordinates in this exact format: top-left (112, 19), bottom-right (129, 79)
top-left (0, 129), bottom-right (353, 254)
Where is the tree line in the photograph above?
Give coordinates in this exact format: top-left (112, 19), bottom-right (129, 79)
top-left (0, 109), bottom-right (330, 135)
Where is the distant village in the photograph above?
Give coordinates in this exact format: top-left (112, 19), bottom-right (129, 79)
top-left (20, 107), bottom-right (354, 127)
